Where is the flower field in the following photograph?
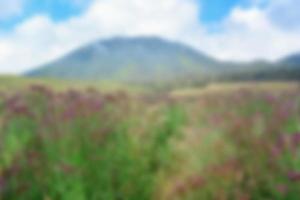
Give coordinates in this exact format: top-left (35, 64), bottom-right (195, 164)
top-left (0, 83), bottom-right (300, 199)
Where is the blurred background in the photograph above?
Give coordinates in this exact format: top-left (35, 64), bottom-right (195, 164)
top-left (0, 0), bottom-right (300, 199)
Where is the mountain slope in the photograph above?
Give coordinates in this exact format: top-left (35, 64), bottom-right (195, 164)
top-left (225, 54), bottom-right (300, 81)
top-left (26, 37), bottom-right (300, 83)
top-left (280, 53), bottom-right (300, 67)
top-left (27, 37), bottom-right (220, 82)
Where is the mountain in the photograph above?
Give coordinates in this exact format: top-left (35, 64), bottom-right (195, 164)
top-left (262, 53), bottom-right (300, 80)
top-left (225, 54), bottom-right (300, 81)
top-left (26, 36), bottom-right (300, 84)
top-left (280, 53), bottom-right (300, 67)
top-left (27, 37), bottom-right (220, 83)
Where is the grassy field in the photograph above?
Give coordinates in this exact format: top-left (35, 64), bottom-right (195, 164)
top-left (0, 76), bottom-right (143, 93)
top-left (0, 77), bottom-right (300, 199)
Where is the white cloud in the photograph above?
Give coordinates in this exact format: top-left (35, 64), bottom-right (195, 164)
top-left (0, 0), bottom-right (300, 74)
top-left (196, 6), bottom-right (300, 61)
top-left (0, 0), bottom-right (24, 20)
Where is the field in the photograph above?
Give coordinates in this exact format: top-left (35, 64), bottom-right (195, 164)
top-left (0, 77), bottom-right (300, 199)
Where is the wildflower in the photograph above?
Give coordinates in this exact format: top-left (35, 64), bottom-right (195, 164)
top-left (5, 95), bottom-right (32, 116)
top-left (0, 176), bottom-right (6, 192)
top-left (173, 181), bottom-right (186, 195)
top-left (276, 184), bottom-right (287, 194)
top-left (189, 176), bottom-right (205, 189)
top-left (62, 105), bottom-right (77, 120)
top-left (271, 145), bottom-right (282, 157)
top-left (264, 93), bottom-right (276, 104)
top-left (277, 134), bottom-right (289, 150)
top-left (292, 133), bottom-right (300, 147)
top-left (287, 171), bottom-right (300, 182)
top-left (30, 84), bottom-right (53, 98)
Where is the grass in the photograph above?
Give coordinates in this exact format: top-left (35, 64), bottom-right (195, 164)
top-left (0, 75), bottom-right (143, 93)
top-left (0, 78), bottom-right (300, 199)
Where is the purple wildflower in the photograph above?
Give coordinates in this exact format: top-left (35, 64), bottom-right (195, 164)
top-left (265, 93), bottom-right (277, 104)
top-left (5, 95), bottom-right (32, 116)
top-left (292, 133), bottom-right (300, 147)
top-left (287, 171), bottom-right (300, 182)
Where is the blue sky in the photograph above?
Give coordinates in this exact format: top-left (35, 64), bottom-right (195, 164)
top-left (0, 0), bottom-right (92, 30)
top-left (0, 0), bottom-right (300, 74)
top-left (200, 0), bottom-right (243, 22)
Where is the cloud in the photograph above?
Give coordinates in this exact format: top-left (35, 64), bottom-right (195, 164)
top-left (0, 0), bottom-right (300, 74)
top-left (197, 6), bottom-right (300, 61)
top-left (0, 0), bottom-right (24, 20)
top-left (266, 0), bottom-right (300, 30)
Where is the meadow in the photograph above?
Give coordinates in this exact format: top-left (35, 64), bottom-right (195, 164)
top-left (0, 78), bottom-right (300, 199)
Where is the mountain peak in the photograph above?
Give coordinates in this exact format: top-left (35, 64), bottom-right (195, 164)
top-left (27, 36), bottom-right (218, 82)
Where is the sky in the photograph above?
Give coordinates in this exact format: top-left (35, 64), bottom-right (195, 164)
top-left (0, 0), bottom-right (300, 74)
